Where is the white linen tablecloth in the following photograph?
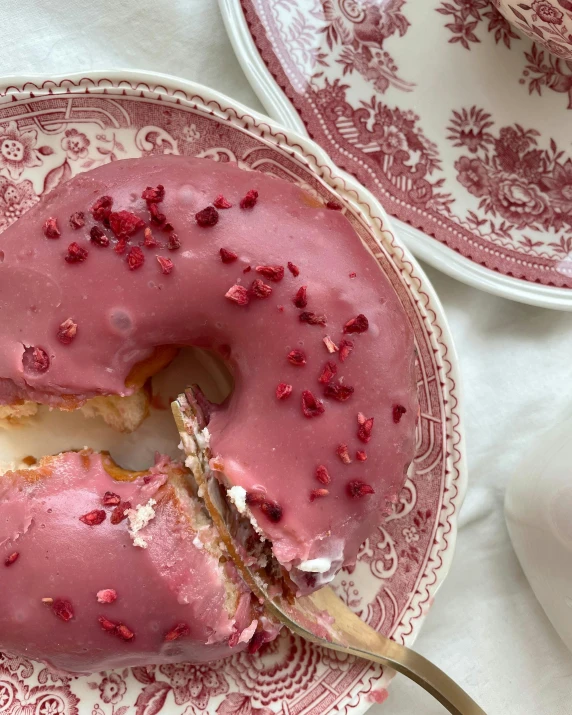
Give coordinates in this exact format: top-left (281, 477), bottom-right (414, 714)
top-left (3, 0), bottom-right (572, 712)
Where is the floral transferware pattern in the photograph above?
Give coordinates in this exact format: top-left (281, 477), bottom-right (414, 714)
top-left (499, 0), bottom-right (572, 58)
top-left (235, 0), bottom-right (572, 296)
top-left (0, 74), bottom-right (463, 714)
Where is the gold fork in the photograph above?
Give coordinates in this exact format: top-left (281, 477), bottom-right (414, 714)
top-left (172, 402), bottom-right (486, 714)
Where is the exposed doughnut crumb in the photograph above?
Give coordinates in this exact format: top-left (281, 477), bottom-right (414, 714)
top-left (324, 382), bottom-right (354, 401)
top-left (260, 500), bottom-right (283, 523)
top-left (293, 286), bottom-right (307, 308)
top-left (344, 314), bottom-right (369, 334)
top-left (393, 404), bottom-right (407, 423)
top-left (110, 502), bottom-right (131, 525)
top-left (23, 346), bottom-right (50, 374)
top-left (318, 362), bottom-right (337, 384)
top-left (287, 349), bottom-right (306, 366)
top-left (347, 480), bottom-right (375, 498)
top-left (300, 311), bottom-right (326, 326)
top-left (220, 248), bottom-right (238, 263)
top-left (323, 336), bottom-right (338, 353)
top-left (214, 194), bottom-right (232, 209)
top-left (302, 390), bottom-right (325, 418)
top-left (316, 465), bottom-right (331, 485)
top-left (356, 451), bottom-right (367, 461)
top-left (109, 211), bottom-right (145, 238)
top-left (97, 589), bottom-right (118, 604)
top-left (256, 265), bottom-right (284, 282)
top-left (127, 246), bottom-right (145, 271)
top-left (90, 226), bottom-right (109, 247)
top-left (250, 279), bottom-right (272, 299)
top-left (310, 488), bottom-right (329, 501)
top-left (167, 233), bottom-right (181, 251)
top-left (326, 200), bottom-right (343, 210)
top-left (276, 383), bottom-right (293, 400)
top-left (57, 318), bottom-right (77, 345)
top-left (68, 212), bottom-right (85, 230)
top-left (339, 339), bottom-right (354, 362)
top-left (65, 242), bottom-right (88, 263)
top-left (240, 189), bottom-right (259, 209)
top-left (102, 491), bottom-right (121, 507)
top-left (52, 599), bottom-right (74, 622)
top-left (225, 285), bottom-right (250, 306)
top-left (357, 413), bottom-right (374, 443)
top-left (195, 206), bottom-right (219, 227)
top-left (91, 195), bottom-right (113, 222)
top-left (141, 185), bottom-right (165, 203)
top-left (4, 552), bottom-right (19, 567)
top-left (143, 227), bottom-right (158, 248)
top-left (79, 510), bottom-right (106, 526)
top-left (337, 444), bottom-right (351, 464)
top-left (156, 256), bottom-right (174, 275)
top-left (287, 262), bottom-right (300, 276)
top-left (164, 623), bottom-right (191, 642)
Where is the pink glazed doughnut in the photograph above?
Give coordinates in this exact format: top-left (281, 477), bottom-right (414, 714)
top-left (0, 155), bottom-right (417, 664)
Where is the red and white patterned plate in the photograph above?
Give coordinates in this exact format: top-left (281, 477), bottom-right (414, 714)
top-left (220, 0), bottom-right (572, 309)
top-left (0, 72), bottom-right (465, 715)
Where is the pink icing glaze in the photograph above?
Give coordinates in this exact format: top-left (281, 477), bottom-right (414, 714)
top-left (0, 451), bottom-right (258, 673)
top-left (0, 156), bottom-right (417, 591)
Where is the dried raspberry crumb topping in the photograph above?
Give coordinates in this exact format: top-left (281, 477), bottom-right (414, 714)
top-left (248, 631), bottom-right (265, 654)
top-left (318, 362), bottom-right (337, 384)
top-left (141, 185), bottom-right (165, 203)
top-left (300, 311), bottom-right (326, 326)
top-left (68, 212), bottom-right (85, 230)
top-left (102, 491), bottom-right (121, 507)
top-left (302, 390), bottom-right (325, 418)
top-left (65, 242), bottom-right (88, 263)
top-left (243, 266), bottom-right (251, 273)
top-left (5, 552), bottom-right (19, 567)
top-left (336, 444), bottom-right (351, 464)
top-left (214, 194), bottom-right (232, 209)
top-left (326, 200), bottom-right (342, 210)
top-left (356, 451), bottom-right (367, 462)
top-left (90, 226), bottom-right (109, 247)
top-left (127, 246), bottom-right (145, 270)
top-left (349, 272), bottom-right (357, 279)
top-left (260, 500), bottom-right (283, 523)
top-left (250, 279), bottom-right (272, 298)
top-left (324, 382), bottom-right (354, 402)
top-left (323, 336), bottom-right (339, 353)
top-left (109, 210), bottom-right (146, 238)
top-left (52, 599), bottom-right (74, 622)
top-left (195, 205), bottom-right (219, 227)
top-left (164, 623), bottom-right (191, 642)
top-left (98, 616), bottom-right (117, 632)
top-left (287, 262), bottom-right (300, 277)
top-left (310, 488), bottom-right (329, 501)
top-left (357, 413), bottom-right (374, 443)
top-left (393, 404), bottom-right (407, 423)
top-left (116, 624), bottom-right (135, 641)
top-left (339, 339), bottom-right (354, 362)
top-left (316, 465), bottom-right (331, 485)
top-left (143, 227), bottom-right (158, 248)
top-left (220, 248), bottom-right (238, 263)
top-left (347, 480), bottom-right (375, 498)
top-left (110, 502), bottom-right (131, 525)
top-left (276, 383), bottom-right (293, 400)
top-left (240, 189), bottom-right (259, 209)
top-left (157, 256), bottom-right (174, 275)
top-left (97, 589), bottom-right (118, 604)
top-left (287, 349), bottom-right (306, 366)
top-left (256, 265), bottom-right (284, 282)
top-left (22, 346), bottom-right (50, 374)
top-left (79, 509), bottom-right (106, 526)
top-left (91, 196), bottom-right (113, 223)
top-left (293, 286), bottom-right (307, 308)
top-left (225, 284), bottom-right (250, 306)
top-left (245, 491), bottom-right (266, 507)
top-left (114, 238), bottom-right (127, 255)
top-left (167, 233), bottom-right (181, 251)
top-left (57, 318), bottom-right (77, 345)
top-left (344, 314), bottom-right (369, 334)
top-left (149, 203), bottom-right (166, 226)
